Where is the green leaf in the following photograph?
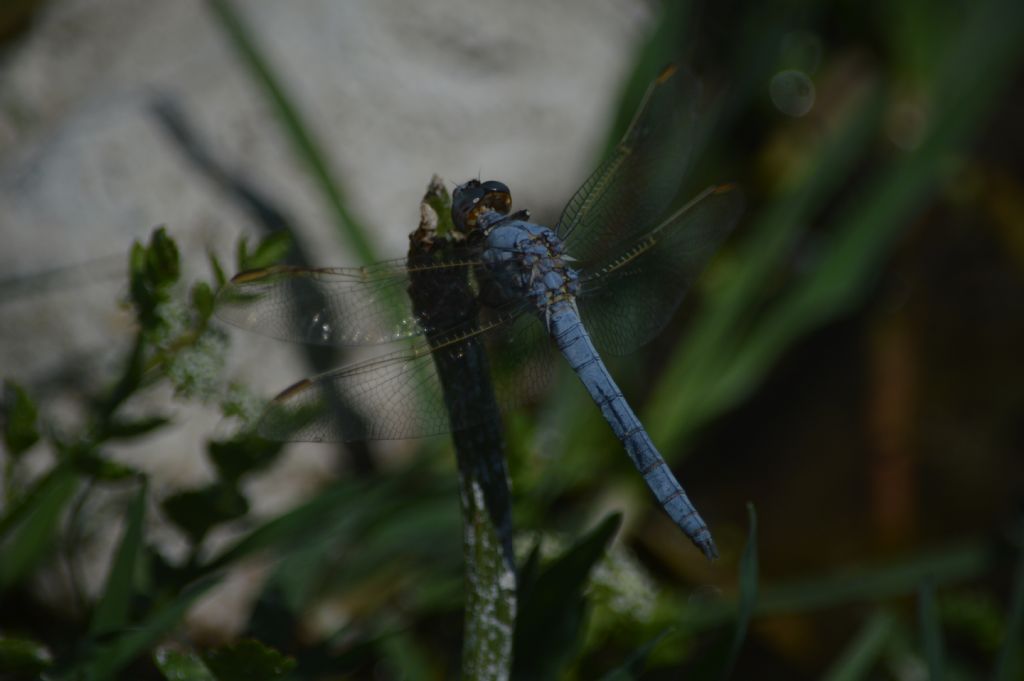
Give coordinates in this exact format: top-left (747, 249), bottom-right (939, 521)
top-left (0, 636), bottom-right (53, 678)
top-left (0, 464), bottom-right (78, 591)
top-left (128, 227), bottom-right (181, 333)
top-left (78, 575), bottom-right (221, 680)
top-left (207, 432), bottom-right (283, 484)
top-left (146, 227), bottom-right (181, 288)
top-left (202, 640), bottom-right (296, 681)
top-left (1, 380), bottom-right (39, 457)
top-left (129, 241), bottom-right (147, 286)
top-left (192, 281), bottom-right (216, 322)
top-left (720, 503), bottom-right (759, 679)
top-left (162, 483), bottom-right (249, 545)
top-left (240, 231), bottom-right (292, 271)
top-left (209, 250), bottom-right (228, 289)
top-left (90, 481), bottom-right (148, 637)
top-left (234, 235), bottom-right (251, 274)
top-left (155, 649), bottom-right (216, 681)
top-left (103, 415), bottom-right (172, 441)
top-left (71, 449), bottom-right (138, 481)
top-left (513, 513), bottom-right (622, 681)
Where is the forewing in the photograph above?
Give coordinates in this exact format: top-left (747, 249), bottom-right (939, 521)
top-left (215, 258), bottom-right (479, 346)
top-left (556, 65), bottom-right (701, 264)
top-left (577, 184), bottom-right (744, 356)
top-left (257, 302), bottom-right (557, 441)
top-left (259, 342), bottom-right (457, 441)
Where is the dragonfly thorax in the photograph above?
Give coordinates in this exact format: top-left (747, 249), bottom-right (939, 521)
top-left (480, 218), bottom-right (580, 313)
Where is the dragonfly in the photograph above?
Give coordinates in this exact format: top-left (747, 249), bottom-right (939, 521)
top-left (216, 65), bottom-right (743, 559)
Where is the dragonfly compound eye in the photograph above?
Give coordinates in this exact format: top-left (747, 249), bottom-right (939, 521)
top-left (452, 179), bottom-right (513, 231)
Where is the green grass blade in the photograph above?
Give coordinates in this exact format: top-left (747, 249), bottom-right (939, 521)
top-left (0, 464), bottom-right (78, 591)
top-left (645, 83), bottom-right (883, 449)
top-left (681, 541), bottom-right (990, 632)
top-left (918, 579), bottom-right (945, 681)
top-left (992, 547), bottom-right (1024, 681)
top-left (647, 0), bottom-right (1024, 454)
top-left (77, 575), bottom-right (221, 681)
top-left (752, 544), bottom-right (985, 620)
top-left (2, 380), bottom-right (40, 457)
top-left (206, 0), bottom-right (378, 264)
top-left (599, 629), bottom-right (671, 681)
top-left (375, 630), bottom-right (434, 681)
top-left (820, 611), bottom-right (897, 681)
top-left (200, 477), bottom-right (395, 576)
top-left (721, 503), bottom-right (759, 679)
top-left (90, 480), bottom-right (148, 636)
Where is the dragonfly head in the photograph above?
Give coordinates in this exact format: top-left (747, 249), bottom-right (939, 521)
top-left (452, 179), bottom-right (512, 232)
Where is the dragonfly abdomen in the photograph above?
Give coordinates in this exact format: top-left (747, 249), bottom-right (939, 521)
top-left (547, 301), bottom-right (718, 559)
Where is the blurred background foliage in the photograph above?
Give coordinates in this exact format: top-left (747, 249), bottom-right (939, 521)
top-left (1, 0), bottom-right (1023, 678)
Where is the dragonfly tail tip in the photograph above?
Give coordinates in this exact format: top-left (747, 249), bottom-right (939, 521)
top-left (699, 537), bottom-right (720, 561)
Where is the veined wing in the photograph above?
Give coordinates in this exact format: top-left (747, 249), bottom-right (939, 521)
top-left (258, 302), bottom-right (555, 441)
top-left (556, 64), bottom-right (701, 264)
top-left (215, 256), bottom-right (482, 346)
top-left (576, 184), bottom-right (744, 356)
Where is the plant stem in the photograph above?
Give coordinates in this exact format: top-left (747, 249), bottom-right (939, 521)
top-left (407, 177), bottom-right (516, 679)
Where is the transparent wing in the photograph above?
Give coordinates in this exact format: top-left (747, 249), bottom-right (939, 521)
top-left (576, 184), bottom-right (744, 356)
top-left (257, 302), bottom-right (557, 442)
top-left (215, 257), bottom-right (481, 346)
top-left (556, 65), bottom-right (701, 264)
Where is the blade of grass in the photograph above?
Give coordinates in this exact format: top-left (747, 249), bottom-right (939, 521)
top-left (694, 0), bottom-right (1023, 440)
top-left (648, 0), bottom-right (1024, 453)
top-left (599, 629), bottom-right (672, 681)
top-left (0, 464), bottom-right (78, 591)
top-left (200, 476), bottom-right (399, 576)
top-left (918, 579), bottom-right (945, 680)
top-left (820, 611), bottom-right (897, 681)
top-left (721, 503), bottom-right (759, 680)
top-left (89, 480), bottom-right (148, 636)
top-left (206, 0), bottom-right (378, 264)
top-left (375, 628), bottom-right (434, 681)
top-left (645, 79), bottom-right (884, 449)
top-left (992, 545), bottom-right (1024, 681)
top-left (76, 575), bottom-right (221, 681)
top-left (681, 540), bottom-right (991, 632)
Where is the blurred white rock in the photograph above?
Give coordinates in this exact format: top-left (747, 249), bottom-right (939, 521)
top-left (0, 0), bottom-right (650, 633)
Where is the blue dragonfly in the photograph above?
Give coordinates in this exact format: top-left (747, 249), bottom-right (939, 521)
top-left (217, 66), bottom-right (743, 559)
